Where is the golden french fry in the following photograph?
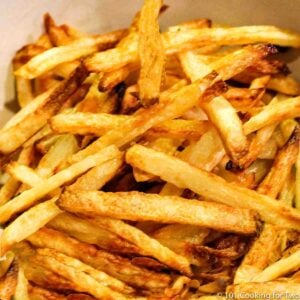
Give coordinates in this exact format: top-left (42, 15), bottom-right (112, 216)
top-left (58, 190), bottom-right (258, 235)
top-left (167, 18), bottom-right (211, 32)
top-left (33, 248), bottom-right (131, 300)
top-left (0, 252), bottom-right (15, 278)
top-left (279, 171), bottom-right (295, 207)
top-left (87, 216), bottom-right (192, 275)
top-left (203, 95), bottom-right (248, 163)
top-left (13, 266), bottom-right (29, 300)
top-left (0, 65), bottom-right (88, 154)
top-left (267, 75), bottom-right (300, 95)
top-left (243, 96), bottom-right (300, 134)
top-left (0, 198), bottom-right (61, 255)
top-left (15, 29), bottom-right (127, 79)
top-left (28, 285), bottom-right (66, 300)
top-left (0, 145), bottom-right (120, 224)
top-left (0, 260), bottom-right (18, 300)
top-left (28, 227), bottom-right (171, 290)
top-left (48, 212), bottom-right (139, 255)
top-left (125, 144), bottom-right (300, 230)
top-left (234, 224), bottom-right (288, 284)
top-left (138, 0), bottom-right (165, 106)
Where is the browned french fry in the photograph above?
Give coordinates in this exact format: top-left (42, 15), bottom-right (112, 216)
top-left (0, 65), bottom-right (88, 154)
top-left (125, 144), bottom-right (300, 230)
top-left (27, 227), bottom-right (171, 290)
top-left (0, 198), bottom-right (61, 255)
top-left (0, 145), bottom-right (120, 224)
top-left (48, 212), bottom-right (140, 255)
top-left (257, 133), bottom-right (299, 198)
top-left (28, 285), bottom-right (66, 300)
top-left (138, 0), bottom-right (165, 106)
top-left (58, 190), bottom-right (258, 235)
top-left (33, 248), bottom-right (131, 300)
top-left (243, 96), bottom-right (300, 134)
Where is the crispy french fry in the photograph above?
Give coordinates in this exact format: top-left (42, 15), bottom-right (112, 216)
top-left (15, 29), bottom-right (127, 79)
top-left (28, 285), bottom-right (66, 300)
top-left (279, 171), bottom-right (295, 207)
top-left (58, 190), bottom-right (258, 235)
top-left (203, 96), bottom-right (248, 163)
top-left (257, 134), bottom-right (299, 198)
top-left (33, 248), bottom-right (131, 300)
top-left (243, 96), bottom-right (300, 134)
top-left (0, 260), bottom-right (18, 300)
top-left (267, 75), bottom-right (300, 95)
top-left (87, 216), bottom-right (192, 275)
top-left (13, 266), bottom-right (29, 300)
top-left (125, 144), bottom-right (300, 230)
top-left (0, 65), bottom-right (88, 154)
top-left (138, 0), bottom-right (165, 106)
top-left (0, 145), bottom-right (120, 224)
top-left (48, 212), bottom-right (139, 255)
top-left (234, 224), bottom-right (288, 284)
top-left (28, 227), bottom-right (171, 290)
top-left (86, 25), bottom-right (297, 73)
top-left (0, 252), bottom-right (15, 278)
top-left (0, 198), bottom-right (61, 255)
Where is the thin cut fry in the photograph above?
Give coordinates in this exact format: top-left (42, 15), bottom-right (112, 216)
top-left (125, 144), bottom-right (300, 230)
top-left (0, 198), bottom-right (61, 255)
top-left (58, 190), bottom-right (258, 235)
top-left (87, 216), bottom-right (192, 275)
top-left (138, 0), bottom-right (165, 106)
top-left (0, 145), bottom-right (120, 224)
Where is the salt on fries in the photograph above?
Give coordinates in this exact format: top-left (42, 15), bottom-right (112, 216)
top-left (0, 0), bottom-right (300, 298)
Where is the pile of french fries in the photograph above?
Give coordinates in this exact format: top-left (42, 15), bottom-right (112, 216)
top-left (1, 0), bottom-right (300, 298)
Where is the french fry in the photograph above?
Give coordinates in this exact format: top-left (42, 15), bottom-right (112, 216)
top-left (0, 252), bottom-right (14, 278)
top-left (38, 248), bottom-right (134, 294)
top-left (267, 75), bottom-right (300, 95)
top-left (33, 248), bottom-right (131, 300)
top-left (125, 144), bottom-right (300, 230)
top-left (28, 227), bottom-right (171, 290)
top-left (86, 25), bottom-right (297, 73)
top-left (0, 145), bottom-right (120, 224)
top-left (167, 18), bottom-right (211, 32)
top-left (58, 190), bottom-right (258, 235)
top-left (279, 171), bottom-right (295, 207)
top-left (138, 0), bottom-right (165, 106)
top-left (87, 216), bottom-right (192, 275)
top-left (0, 260), bottom-right (18, 300)
top-left (0, 198), bottom-right (61, 255)
top-left (13, 265), bottom-right (29, 300)
top-left (203, 95), bottom-right (248, 163)
top-left (257, 133), bottom-right (299, 198)
top-left (28, 285), bottom-right (66, 300)
top-left (243, 96), bottom-right (300, 134)
top-left (15, 29), bottom-right (127, 79)
top-left (0, 65), bottom-right (88, 154)
top-left (48, 212), bottom-right (139, 255)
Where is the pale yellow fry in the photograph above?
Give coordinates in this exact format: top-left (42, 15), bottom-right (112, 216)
top-left (15, 77), bottom-right (33, 108)
top-left (125, 144), bottom-right (300, 230)
top-left (138, 0), bottom-right (165, 106)
top-left (69, 156), bottom-right (123, 191)
top-left (13, 266), bottom-right (29, 300)
top-left (0, 145), bottom-right (120, 224)
top-left (234, 224), bottom-right (288, 284)
top-left (15, 30), bottom-right (126, 79)
top-left (34, 248), bottom-right (131, 300)
top-left (204, 96), bottom-right (248, 162)
top-left (7, 163), bottom-right (44, 187)
top-left (51, 112), bottom-right (128, 135)
top-left (48, 212), bottom-right (140, 255)
top-left (86, 26), bottom-right (299, 72)
top-left (36, 134), bottom-right (79, 178)
top-left (243, 96), bottom-right (300, 134)
top-left (0, 198), bottom-right (61, 255)
top-left (58, 190), bottom-right (258, 235)
top-left (88, 216), bottom-right (192, 275)
top-left (38, 248), bottom-right (134, 294)
top-left (278, 172), bottom-right (295, 207)
top-left (252, 248), bottom-right (300, 283)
